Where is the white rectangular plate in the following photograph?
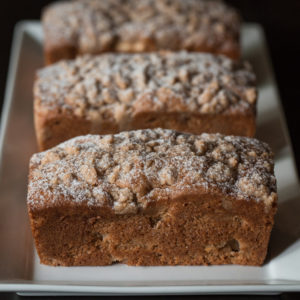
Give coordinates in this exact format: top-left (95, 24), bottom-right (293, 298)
top-left (0, 21), bottom-right (300, 296)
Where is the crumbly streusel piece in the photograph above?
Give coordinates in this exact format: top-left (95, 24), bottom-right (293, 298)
top-left (34, 52), bottom-right (257, 150)
top-left (42, 0), bottom-right (240, 64)
top-left (28, 129), bottom-right (277, 266)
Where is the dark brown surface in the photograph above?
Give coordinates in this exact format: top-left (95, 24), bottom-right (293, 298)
top-left (0, 0), bottom-right (299, 298)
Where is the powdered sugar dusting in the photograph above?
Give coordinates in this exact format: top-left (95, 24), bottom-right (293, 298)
top-left (34, 52), bottom-right (256, 128)
top-left (28, 129), bottom-right (277, 214)
top-left (43, 0), bottom-right (240, 56)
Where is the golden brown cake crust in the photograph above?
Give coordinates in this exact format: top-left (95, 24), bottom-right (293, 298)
top-left (34, 52), bottom-right (257, 150)
top-left (27, 129), bottom-right (277, 266)
top-left (42, 0), bottom-right (241, 64)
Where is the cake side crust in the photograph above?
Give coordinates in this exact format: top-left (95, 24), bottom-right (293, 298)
top-left (34, 107), bottom-right (256, 151)
top-left (28, 189), bottom-right (276, 266)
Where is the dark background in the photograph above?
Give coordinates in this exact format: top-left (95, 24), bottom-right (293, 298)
top-left (0, 0), bottom-right (300, 299)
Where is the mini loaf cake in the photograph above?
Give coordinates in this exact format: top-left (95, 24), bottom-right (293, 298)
top-left (34, 52), bottom-right (257, 150)
top-left (27, 129), bottom-right (277, 266)
top-left (42, 0), bottom-right (241, 64)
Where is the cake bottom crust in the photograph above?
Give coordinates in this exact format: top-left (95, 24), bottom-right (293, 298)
top-left (29, 192), bottom-right (275, 266)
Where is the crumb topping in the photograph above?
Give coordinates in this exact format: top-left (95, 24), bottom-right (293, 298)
top-left (28, 129), bottom-right (276, 214)
top-left (34, 52), bottom-right (256, 128)
top-left (43, 0), bottom-right (240, 54)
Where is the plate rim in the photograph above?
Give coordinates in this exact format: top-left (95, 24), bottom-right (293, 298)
top-left (1, 20), bottom-right (300, 294)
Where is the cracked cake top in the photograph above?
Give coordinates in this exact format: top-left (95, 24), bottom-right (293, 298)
top-left (34, 52), bottom-right (256, 125)
top-left (43, 0), bottom-right (240, 56)
top-left (28, 129), bottom-right (276, 214)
